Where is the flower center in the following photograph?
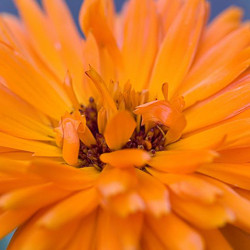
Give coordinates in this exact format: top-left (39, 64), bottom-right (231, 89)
top-left (77, 98), bottom-right (166, 170)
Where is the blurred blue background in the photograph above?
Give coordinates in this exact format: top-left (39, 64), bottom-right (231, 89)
top-left (0, 0), bottom-right (249, 249)
top-left (0, 0), bottom-right (249, 23)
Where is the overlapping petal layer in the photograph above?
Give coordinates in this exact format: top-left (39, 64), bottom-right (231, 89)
top-left (0, 0), bottom-right (249, 249)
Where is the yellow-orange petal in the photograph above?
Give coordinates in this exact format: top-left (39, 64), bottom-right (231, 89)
top-left (136, 169), bottom-right (170, 216)
top-left (85, 66), bottom-right (117, 115)
top-left (79, 0), bottom-right (122, 69)
top-left (216, 147), bottom-right (250, 164)
top-left (148, 149), bottom-right (218, 174)
top-left (100, 149), bottom-right (151, 168)
top-left (169, 118), bottom-right (250, 150)
top-left (0, 208), bottom-right (36, 239)
top-left (29, 160), bottom-right (99, 191)
top-left (111, 212), bottom-right (143, 250)
top-left (104, 110), bottom-right (136, 150)
top-left (221, 224), bottom-right (250, 250)
top-left (106, 190), bottom-right (145, 217)
top-left (200, 176), bottom-right (250, 232)
top-left (42, 0), bottom-right (86, 104)
top-left (0, 43), bottom-right (71, 120)
top-left (170, 193), bottom-right (235, 229)
top-left (95, 209), bottom-right (122, 250)
top-left (199, 163), bottom-right (250, 190)
top-left (146, 213), bottom-right (204, 250)
top-left (148, 0), bottom-right (206, 98)
top-left (199, 229), bottom-right (232, 250)
top-left (121, 0), bottom-right (159, 91)
top-left (61, 120), bottom-right (80, 165)
top-left (184, 73), bottom-right (250, 133)
top-left (134, 100), bottom-right (186, 143)
top-left (67, 211), bottom-right (97, 250)
top-left (0, 183), bottom-right (69, 210)
top-left (179, 25), bottom-right (250, 108)
top-left (97, 166), bottom-right (137, 198)
top-left (197, 7), bottom-right (243, 57)
top-left (38, 188), bottom-right (99, 229)
top-left (148, 169), bottom-right (223, 204)
top-left (8, 214), bottom-right (79, 250)
top-left (0, 131), bottom-right (61, 157)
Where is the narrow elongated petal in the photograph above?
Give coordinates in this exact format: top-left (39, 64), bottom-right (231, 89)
top-left (38, 188), bottom-right (99, 229)
top-left (146, 213), bottom-right (204, 250)
top-left (184, 73), bottom-right (250, 133)
top-left (0, 132), bottom-right (61, 157)
top-left (148, 0), bottom-right (206, 98)
top-left (169, 119), bottom-right (250, 150)
top-left (148, 169), bottom-right (223, 204)
top-left (29, 160), bottom-right (99, 190)
top-left (199, 163), bottom-right (250, 190)
top-left (148, 149), bottom-right (218, 174)
top-left (137, 169), bottom-right (170, 216)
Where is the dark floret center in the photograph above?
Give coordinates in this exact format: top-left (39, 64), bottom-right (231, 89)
top-left (78, 98), bottom-right (166, 169)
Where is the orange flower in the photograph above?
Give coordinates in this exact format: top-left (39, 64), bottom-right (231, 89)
top-left (0, 0), bottom-right (249, 249)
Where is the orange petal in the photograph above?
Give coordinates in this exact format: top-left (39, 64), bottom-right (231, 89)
top-left (67, 211), bottom-right (97, 250)
top-left (179, 25), bottom-right (250, 108)
top-left (100, 149), bottom-right (151, 168)
top-left (0, 44), bottom-right (71, 120)
top-left (216, 147), bottom-right (250, 164)
top-left (0, 83), bottom-right (54, 141)
top-left (42, 0), bottom-right (86, 103)
top-left (121, 0), bottom-right (159, 91)
top-left (199, 163), bottom-right (250, 190)
top-left (95, 209), bottom-right (122, 250)
top-left (148, 0), bottom-right (206, 98)
top-left (198, 176), bottom-right (250, 232)
top-left (170, 193), bottom-right (235, 229)
top-left (14, 0), bottom-right (66, 78)
top-left (85, 66), bottom-right (117, 116)
top-left (148, 169), bottom-right (223, 204)
top-left (0, 208), bottom-right (36, 239)
top-left (79, 0), bottom-right (122, 68)
top-left (169, 118), bottom-right (250, 150)
top-left (111, 212), bottom-right (143, 250)
top-left (197, 7), bottom-right (243, 58)
top-left (0, 131), bottom-right (61, 157)
top-left (184, 73), bottom-right (250, 133)
top-left (8, 214), bottom-right (79, 250)
top-left (136, 169), bottom-right (170, 216)
top-left (29, 160), bottom-right (99, 191)
top-left (146, 213), bottom-right (204, 250)
top-left (199, 229), bottom-right (232, 250)
top-left (156, 0), bottom-right (183, 37)
top-left (0, 183), bottom-right (69, 210)
top-left (148, 149), bottom-right (218, 174)
top-left (97, 166), bottom-right (137, 197)
top-left (104, 110), bottom-right (136, 150)
top-left (38, 188), bottom-right (99, 229)
top-left (106, 190), bottom-right (145, 217)
top-left (141, 224), bottom-right (166, 250)
top-left (221, 224), bottom-right (250, 250)
top-left (134, 100), bottom-right (186, 143)
top-left (62, 120), bottom-right (80, 165)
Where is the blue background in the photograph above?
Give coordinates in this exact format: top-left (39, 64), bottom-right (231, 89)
top-left (0, 0), bottom-right (250, 24)
top-left (0, 0), bottom-right (249, 249)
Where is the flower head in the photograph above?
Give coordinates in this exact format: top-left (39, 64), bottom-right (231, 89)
top-left (0, 0), bottom-right (249, 249)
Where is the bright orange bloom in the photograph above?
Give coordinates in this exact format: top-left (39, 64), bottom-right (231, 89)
top-left (0, 0), bottom-right (249, 249)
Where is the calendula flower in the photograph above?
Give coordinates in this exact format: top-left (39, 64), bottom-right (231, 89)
top-left (0, 0), bottom-right (249, 249)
